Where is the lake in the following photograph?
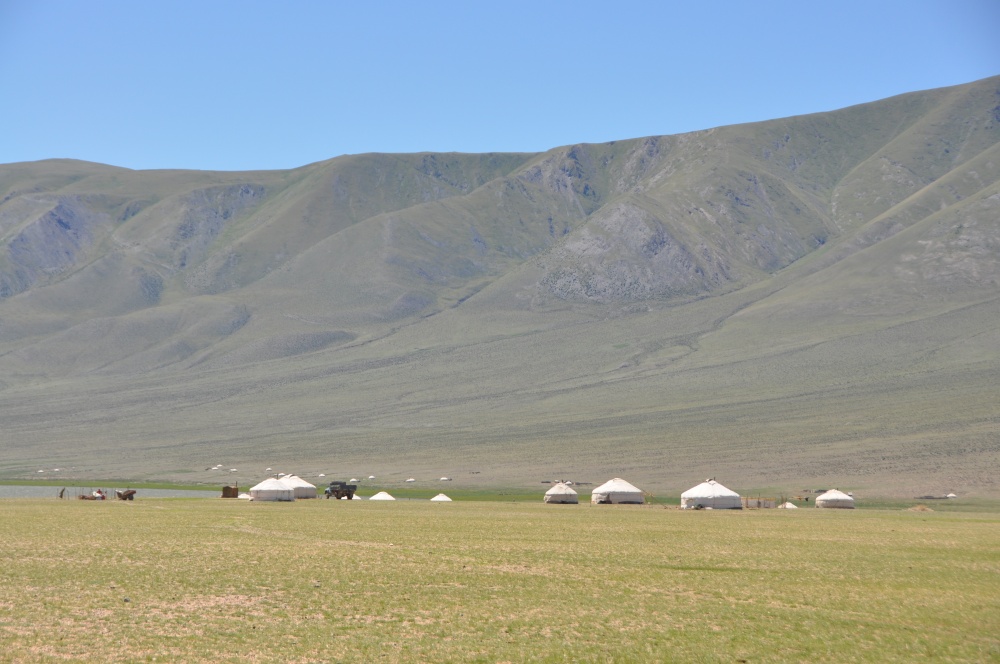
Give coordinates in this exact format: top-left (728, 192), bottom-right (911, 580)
top-left (0, 485), bottom-right (216, 499)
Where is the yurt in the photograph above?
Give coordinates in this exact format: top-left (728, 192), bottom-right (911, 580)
top-left (778, 501), bottom-right (798, 509)
top-left (946, 493), bottom-right (957, 499)
top-left (815, 489), bottom-right (855, 509)
top-left (681, 479), bottom-right (742, 509)
top-left (281, 475), bottom-right (318, 499)
top-left (544, 482), bottom-right (579, 504)
top-left (430, 493), bottom-right (452, 502)
top-left (591, 478), bottom-right (644, 504)
top-left (369, 491), bottom-right (395, 501)
top-left (248, 477), bottom-right (295, 502)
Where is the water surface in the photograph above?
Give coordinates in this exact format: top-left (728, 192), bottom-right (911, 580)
top-left (0, 485), bottom-right (215, 499)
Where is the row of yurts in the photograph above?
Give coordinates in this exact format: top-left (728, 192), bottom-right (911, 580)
top-left (244, 476), bottom-right (452, 502)
top-left (547, 478), bottom-right (855, 508)
top-left (246, 476), bottom-right (856, 508)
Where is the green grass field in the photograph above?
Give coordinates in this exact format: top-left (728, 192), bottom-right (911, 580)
top-left (1, 497), bottom-right (997, 663)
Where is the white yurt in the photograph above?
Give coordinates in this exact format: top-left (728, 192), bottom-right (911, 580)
top-left (946, 493), bottom-right (957, 499)
top-left (430, 493), bottom-right (452, 502)
top-left (591, 478), bottom-right (644, 504)
top-left (369, 491), bottom-right (395, 501)
top-left (815, 489), bottom-right (855, 509)
top-left (680, 479), bottom-right (742, 510)
top-left (248, 477), bottom-right (295, 502)
top-left (778, 501), bottom-right (798, 509)
top-left (544, 482), bottom-right (579, 504)
top-left (281, 475), bottom-right (318, 499)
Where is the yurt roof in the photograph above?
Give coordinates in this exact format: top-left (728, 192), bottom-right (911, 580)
top-left (430, 493), bottom-right (452, 502)
top-left (816, 489), bottom-right (854, 501)
top-left (681, 479), bottom-right (740, 499)
top-left (369, 491), bottom-right (395, 501)
top-left (545, 482), bottom-right (578, 495)
top-left (250, 477), bottom-right (293, 492)
top-left (592, 478), bottom-right (642, 494)
top-left (281, 475), bottom-right (316, 489)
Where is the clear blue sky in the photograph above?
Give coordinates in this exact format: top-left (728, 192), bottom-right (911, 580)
top-left (2, 0), bottom-right (998, 171)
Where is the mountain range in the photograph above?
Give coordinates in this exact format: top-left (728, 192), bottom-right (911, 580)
top-left (1, 76), bottom-right (998, 496)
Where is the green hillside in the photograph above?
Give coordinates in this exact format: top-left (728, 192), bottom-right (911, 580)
top-left (1, 76), bottom-right (997, 497)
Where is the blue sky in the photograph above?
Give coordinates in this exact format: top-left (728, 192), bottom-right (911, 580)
top-left (1, 0), bottom-right (998, 171)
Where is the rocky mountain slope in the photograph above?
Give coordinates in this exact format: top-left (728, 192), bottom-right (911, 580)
top-left (1, 76), bottom-right (997, 495)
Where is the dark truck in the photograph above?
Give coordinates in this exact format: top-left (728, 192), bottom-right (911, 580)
top-left (324, 481), bottom-right (358, 499)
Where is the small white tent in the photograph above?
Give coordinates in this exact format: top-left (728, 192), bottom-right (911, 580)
top-left (430, 493), bottom-right (452, 502)
top-left (815, 489), bottom-right (855, 509)
top-left (281, 475), bottom-right (318, 499)
top-left (946, 493), bottom-right (957, 499)
top-left (778, 501), bottom-right (798, 509)
top-left (369, 491), bottom-right (395, 501)
top-left (681, 479), bottom-right (742, 510)
top-left (544, 482), bottom-right (579, 504)
top-left (591, 478), bottom-right (644, 504)
top-left (248, 477), bottom-right (295, 502)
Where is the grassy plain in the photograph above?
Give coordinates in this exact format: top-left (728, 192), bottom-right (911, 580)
top-left (1, 497), bottom-right (998, 663)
